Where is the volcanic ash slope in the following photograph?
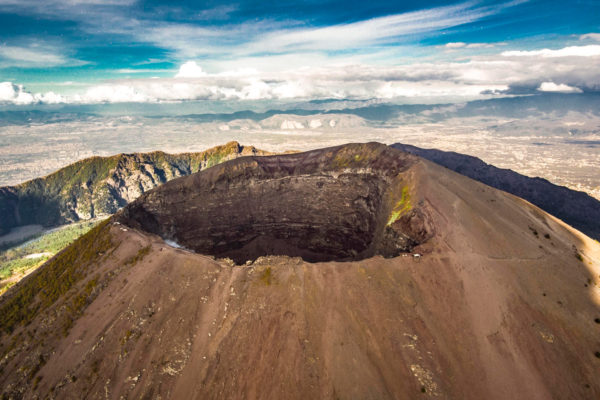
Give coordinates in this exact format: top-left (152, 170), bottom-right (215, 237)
top-left (0, 143), bottom-right (599, 400)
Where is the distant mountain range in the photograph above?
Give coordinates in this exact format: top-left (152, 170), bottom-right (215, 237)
top-left (392, 143), bottom-right (600, 240)
top-left (3, 93), bottom-right (598, 124)
top-left (1, 140), bottom-right (598, 241)
top-left (0, 142), bottom-right (268, 236)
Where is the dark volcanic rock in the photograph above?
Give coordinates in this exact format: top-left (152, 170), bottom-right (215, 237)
top-left (392, 143), bottom-right (600, 240)
top-left (119, 143), bottom-right (433, 263)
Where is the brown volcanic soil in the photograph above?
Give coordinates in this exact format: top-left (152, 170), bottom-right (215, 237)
top-left (0, 143), bottom-right (599, 400)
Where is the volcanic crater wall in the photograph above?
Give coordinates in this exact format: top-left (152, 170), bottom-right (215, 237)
top-left (118, 143), bottom-right (433, 263)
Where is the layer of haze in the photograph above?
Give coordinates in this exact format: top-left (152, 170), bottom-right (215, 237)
top-left (1, 93), bottom-right (598, 200)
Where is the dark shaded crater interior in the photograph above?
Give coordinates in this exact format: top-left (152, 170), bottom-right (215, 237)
top-left (119, 144), bottom-right (430, 264)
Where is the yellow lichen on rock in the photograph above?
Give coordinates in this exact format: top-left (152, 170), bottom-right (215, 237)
top-left (387, 186), bottom-right (412, 226)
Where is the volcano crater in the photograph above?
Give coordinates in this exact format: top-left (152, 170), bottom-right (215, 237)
top-left (118, 143), bottom-right (433, 264)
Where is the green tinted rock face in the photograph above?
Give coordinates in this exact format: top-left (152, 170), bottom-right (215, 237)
top-left (387, 186), bottom-right (412, 226)
top-left (0, 142), bottom-right (267, 235)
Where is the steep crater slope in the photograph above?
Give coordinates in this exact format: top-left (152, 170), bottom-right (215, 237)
top-left (119, 143), bottom-right (433, 263)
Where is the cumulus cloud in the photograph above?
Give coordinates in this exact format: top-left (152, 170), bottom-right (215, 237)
top-left (3, 40), bottom-right (600, 106)
top-left (78, 85), bottom-right (152, 103)
top-left (538, 82), bottom-right (583, 93)
top-left (0, 82), bottom-right (65, 104)
top-left (502, 45), bottom-right (600, 57)
top-left (175, 61), bottom-right (207, 78)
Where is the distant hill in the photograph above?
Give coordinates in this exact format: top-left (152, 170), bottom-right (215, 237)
top-left (0, 142), bottom-right (268, 236)
top-left (392, 143), bottom-right (600, 240)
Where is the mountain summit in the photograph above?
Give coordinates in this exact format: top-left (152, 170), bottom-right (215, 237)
top-left (0, 143), bottom-right (598, 399)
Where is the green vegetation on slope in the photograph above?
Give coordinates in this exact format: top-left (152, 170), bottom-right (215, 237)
top-left (0, 219), bottom-right (113, 335)
top-left (0, 220), bottom-right (103, 294)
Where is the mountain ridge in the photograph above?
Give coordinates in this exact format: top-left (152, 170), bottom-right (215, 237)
top-left (0, 142), bottom-right (269, 236)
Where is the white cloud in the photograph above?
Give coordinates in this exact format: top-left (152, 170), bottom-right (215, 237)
top-left (579, 33), bottom-right (600, 41)
top-left (0, 45), bottom-right (64, 65)
top-left (79, 85), bottom-right (152, 103)
top-left (445, 42), bottom-right (466, 49)
top-left (0, 82), bottom-right (32, 104)
top-left (444, 42), bottom-right (495, 51)
top-left (195, 5), bottom-right (237, 20)
top-left (237, 2), bottom-right (506, 55)
top-left (0, 0), bottom-right (135, 14)
top-left (0, 0), bottom-right (524, 70)
top-left (538, 82), bottom-right (583, 93)
top-left (0, 82), bottom-right (65, 104)
top-left (41, 1), bottom-right (520, 62)
top-left (175, 61), bottom-right (207, 78)
top-left (502, 45), bottom-right (600, 57)
top-left (465, 43), bottom-right (495, 49)
top-left (0, 43), bottom-right (86, 68)
top-left (3, 37), bottom-right (600, 106)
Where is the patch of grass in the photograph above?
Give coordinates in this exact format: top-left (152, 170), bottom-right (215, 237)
top-left (124, 245), bottom-right (151, 266)
top-left (32, 375), bottom-right (42, 390)
top-left (197, 141), bottom-right (242, 170)
top-left (332, 151), bottom-right (369, 169)
top-left (260, 267), bottom-right (272, 286)
top-left (120, 329), bottom-right (134, 346)
top-left (387, 186), bottom-right (412, 226)
top-left (0, 258), bottom-right (44, 282)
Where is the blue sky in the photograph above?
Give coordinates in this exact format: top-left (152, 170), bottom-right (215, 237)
top-left (0, 0), bottom-right (599, 104)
